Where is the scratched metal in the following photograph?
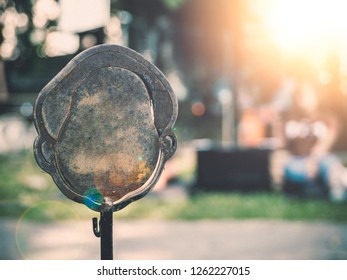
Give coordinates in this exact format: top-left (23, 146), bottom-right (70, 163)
top-left (33, 45), bottom-right (177, 212)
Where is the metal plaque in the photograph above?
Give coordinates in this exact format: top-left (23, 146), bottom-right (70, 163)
top-left (33, 44), bottom-right (177, 212)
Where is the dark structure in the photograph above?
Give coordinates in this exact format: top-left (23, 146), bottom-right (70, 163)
top-left (33, 44), bottom-right (177, 259)
top-left (192, 148), bottom-right (272, 194)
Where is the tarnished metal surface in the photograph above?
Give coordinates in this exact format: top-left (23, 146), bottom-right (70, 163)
top-left (33, 45), bottom-right (177, 212)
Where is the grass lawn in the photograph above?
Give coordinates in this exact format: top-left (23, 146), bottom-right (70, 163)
top-left (1, 150), bottom-right (347, 222)
top-left (115, 192), bottom-right (347, 222)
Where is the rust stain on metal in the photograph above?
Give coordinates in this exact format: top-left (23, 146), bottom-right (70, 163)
top-left (54, 67), bottom-right (159, 203)
top-left (33, 44), bottom-right (178, 212)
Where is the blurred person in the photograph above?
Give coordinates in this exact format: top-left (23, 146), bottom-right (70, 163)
top-left (282, 83), bottom-right (347, 201)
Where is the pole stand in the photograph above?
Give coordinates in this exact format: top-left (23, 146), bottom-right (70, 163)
top-left (92, 209), bottom-right (113, 260)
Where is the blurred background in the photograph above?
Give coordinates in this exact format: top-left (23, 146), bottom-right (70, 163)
top-left (1, 0), bottom-right (347, 260)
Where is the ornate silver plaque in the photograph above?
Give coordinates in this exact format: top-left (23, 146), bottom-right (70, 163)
top-left (33, 44), bottom-right (177, 212)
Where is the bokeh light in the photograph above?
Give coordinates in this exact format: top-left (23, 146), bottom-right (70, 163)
top-left (191, 101), bottom-right (206, 117)
top-left (265, 0), bottom-right (347, 52)
top-left (15, 200), bottom-right (83, 260)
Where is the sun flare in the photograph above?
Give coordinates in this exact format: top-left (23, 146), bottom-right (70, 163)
top-left (266, 0), bottom-right (347, 51)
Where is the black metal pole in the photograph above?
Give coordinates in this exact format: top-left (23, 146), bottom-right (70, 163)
top-left (93, 209), bottom-right (113, 260)
top-left (100, 209), bottom-right (113, 260)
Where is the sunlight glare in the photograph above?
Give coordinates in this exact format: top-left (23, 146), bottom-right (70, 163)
top-left (266, 0), bottom-right (347, 51)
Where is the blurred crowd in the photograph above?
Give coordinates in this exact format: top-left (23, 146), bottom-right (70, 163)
top-left (281, 83), bottom-right (347, 201)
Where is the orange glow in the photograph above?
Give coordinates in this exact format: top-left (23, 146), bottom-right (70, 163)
top-left (238, 109), bottom-right (265, 147)
top-left (191, 102), bottom-right (206, 117)
top-left (265, 0), bottom-right (347, 52)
